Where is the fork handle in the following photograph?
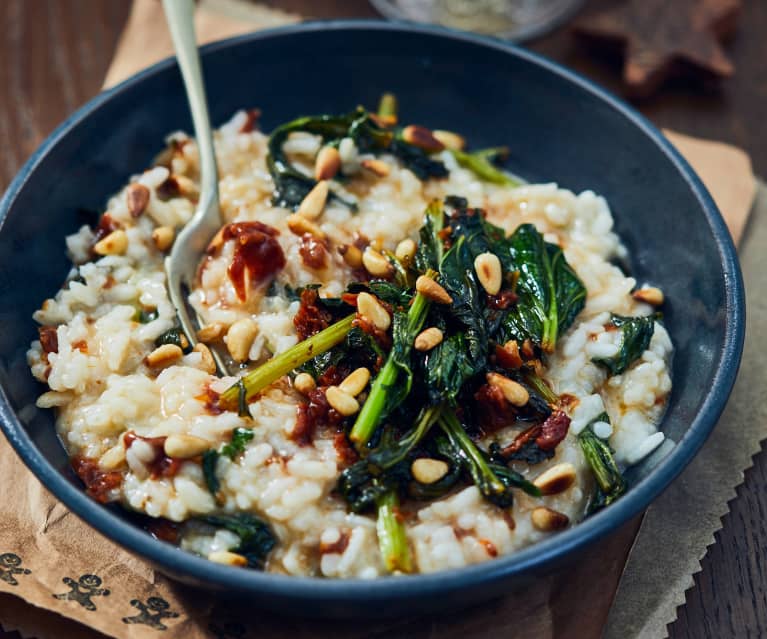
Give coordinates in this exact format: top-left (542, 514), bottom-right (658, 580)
top-left (162, 0), bottom-right (219, 208)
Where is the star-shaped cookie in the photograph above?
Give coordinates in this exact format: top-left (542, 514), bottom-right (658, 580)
top-left (573, 0), bottom-right (741, 98)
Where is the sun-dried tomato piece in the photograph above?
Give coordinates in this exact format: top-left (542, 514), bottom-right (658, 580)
top-left (71, 456), bottom-right (123, 503)
top-left (501, 424), bottom-right (542, 457)
top-left (299, 233), bottom-right (329, 269)
top-left (239, 108), bottom-right (262, 133)
top-left (292, 388), bottom-right (344, 446)
top-left (487, 289), bottom-right (518, 310)
top-left (123, 431), bottom-right (184, 479)
top-left (294, 288), bottom-right (333, 340)
top-left (333, 432), bottom-right (358, 468)
top-left (215, 221), bottom-right (286, 302)
top-left (474, 382), bottom-right (517, 434)
top-left (535, 410), bottom-right (570, 451)
top-left (38, 326), bottom-right (58, 354)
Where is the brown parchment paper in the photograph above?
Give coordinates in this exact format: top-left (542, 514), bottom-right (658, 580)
top-left (0, 1), bottom-right (759, 637)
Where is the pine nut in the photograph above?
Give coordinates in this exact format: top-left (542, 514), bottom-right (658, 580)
top-left (395, 238), bottom-right (417, 266)
top-left (126, 183), bottom-right (150, 217)
top-left (416, 275), bottom-right (453, 304)
top-left (297, 180), bottom-right (329, 219)
top-left (486, 372), bottom-right (529, 407)
top-left (193, 343), bottom-right (217, 374)
top-left (293, 372), bottom-right (317, 395)
top-left (474, 252), bottom-right (502, 295)
top-left (432, 129), bottom-right (466, 151)
top-left (414, 327), bottom-right (444, 351)
top-left (326, 386), bottom-right (360, 416)
top-left (531, 507), bottom-right (570, 532)
top-left (401, 125), bottom-right (445, 152)
top-left (411, 458), bottom-right (449, 484)
top-left (357, 292), bottom-right (391, 331)
top-left (208, 550), bottom-right (248, 567)
top-left (99, 444), bottom-right (127, 471)
top-left (152, 226), bottom-right (175, 251)
top-left (164, 434), bottom-right (210, 459)
top-left (632, 286), bottom-right (664, 306)
top-left (145, 343), bottom-right (183, 368)
top-left (197, 322), bottom-right (226, 344)
top-left (361, 158), bottom-right (390, 177)
top-left (338, 244), bottom-right (363, 268)
top-left (315, 146), bottom-right (341, 180)
top-left (173, 175), bottom-right (199, 198)
top-left (339, 367), bottom-right (370, 396)
top-left (362, 247), bottom-right (393, 278)
top-left (287, 213), bottom-right (325, 239)
top-left (533, 463), bottom-right (577, 495)
top-left (226, 318), bottom-right (258, 363)
top-left (93, 229), bottom-right (128, 256)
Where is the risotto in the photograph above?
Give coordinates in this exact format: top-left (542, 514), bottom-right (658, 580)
top-left (28, 100), bottom-right (671, 577)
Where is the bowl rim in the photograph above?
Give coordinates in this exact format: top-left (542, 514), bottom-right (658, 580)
top-left (0, 19), bottom-right (745, 602)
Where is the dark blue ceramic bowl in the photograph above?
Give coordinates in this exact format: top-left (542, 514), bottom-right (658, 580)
top-left (0, 21), bottom-right (745, 617)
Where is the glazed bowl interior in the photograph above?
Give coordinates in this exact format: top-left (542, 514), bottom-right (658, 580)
top-left (0, 21), bottom-right (744, 616)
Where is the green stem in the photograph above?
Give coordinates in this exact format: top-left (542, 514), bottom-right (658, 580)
top-left (349, 274), bottom-right (434, 447)
top-left (451, 148), bottom-right (521, 187)
top-left (439, 410), bottom-right (507, 499)
top-left (377, 92), bottom-right (398, 119)
top-left (521, 369), bottom-right (559, 406)
top-left (376, 489), bottom-right (412, 573)
top-left (368, 404), bottom-right (442, 470)
top-left (219, 314), bottom-right (355, 408)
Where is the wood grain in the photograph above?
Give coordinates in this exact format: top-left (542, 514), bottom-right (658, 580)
top-left (0, 1), bottom-right (765, 637)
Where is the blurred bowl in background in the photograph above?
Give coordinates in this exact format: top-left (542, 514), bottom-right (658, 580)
top-left (369, 0), bottom-right (584, 41)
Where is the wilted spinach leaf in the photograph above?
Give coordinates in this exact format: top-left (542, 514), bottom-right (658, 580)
top-left (578, 413), bottom-right (626, 514)
top-left (592, 314), bottom-right (656, 375)
top-left (202, 513), bottom-right (276, 568)
top-left (500, 224), bottom-right (586, 352)
top-left (414, 200), bottom-right (445, 273)
top-left (202, 450), bottom-right (220, 496)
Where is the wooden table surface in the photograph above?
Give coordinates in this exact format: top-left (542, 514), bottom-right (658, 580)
top-left (0, 0), bottom-right (764, 637)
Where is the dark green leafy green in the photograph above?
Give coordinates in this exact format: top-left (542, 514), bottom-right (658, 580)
top-left (437, 236), bottom-right (489, 387)
top-left (421, 332), bottom-right (478, 405)
top-left (154, 327), bottom-right (190, 352)
top-left (367, 405), bottom-right (442, 470)
top-left (389, 137), bottom-right (449, 180)
top-left (266, 110), bottom-right (372, 209)
top-left (336, 457), bottom-right (410, 514)
top-left (592, 314), bottom-right (656, 375)
top-left (367, 280), bottom-right (412, 308)
top-left (202, 450), bottom-right (220, 496)
top-left (349, 272), bottom-right (433, 447)
top-left (408, 456), bottom-right (462, 501)
top-left (437, 411), bottom-right (515, 508)
top-left (266, 106), bottom-right (447, 209)
top-left (414, 200), bottom-right (445, 273)
top-left (221, 427), bottom-right (254, 459)
top-left (202, 513), bottom-right (276, 568)
top-left (578, 413), bottom-right (626, 513)
top-left (499, 224), bottom-right (586, 352)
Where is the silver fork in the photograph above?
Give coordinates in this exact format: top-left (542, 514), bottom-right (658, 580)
top-left (162, 0), bottom-right (228, 374)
